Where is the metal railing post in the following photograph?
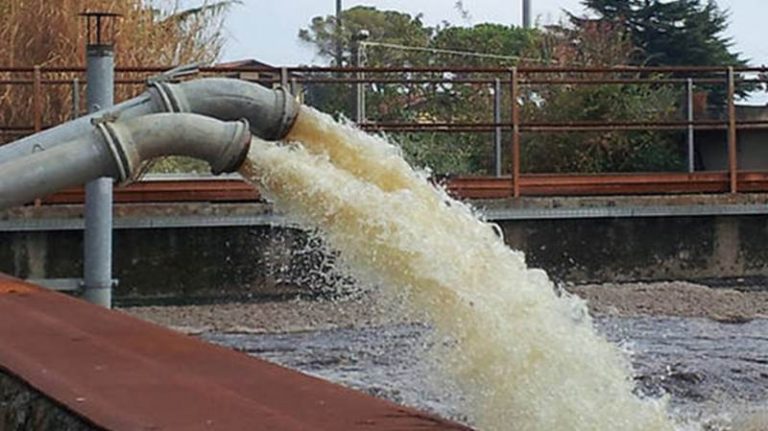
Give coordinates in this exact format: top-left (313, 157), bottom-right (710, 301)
top-left (686, 78), bottom-right (695, 173)
top-left (511, 68), bottom-right (521, 198)
top-left (32, 66), bottom-right (43, 207)
top-left (727, 67), bottom-right (738, 194)
top-left (32, 66), bottom-right (42, 133)
top-left (493, 77), bottom-right (502, 177)
top-left (355, 64), bottom-right (366, 123)
top-left (71, 78), bottom-right (80, 120)
top-left (280, 67), bottom-right (289, 90)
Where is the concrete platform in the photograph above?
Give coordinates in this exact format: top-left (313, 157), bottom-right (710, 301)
top-left (0, 274), bottom-right (471, 430)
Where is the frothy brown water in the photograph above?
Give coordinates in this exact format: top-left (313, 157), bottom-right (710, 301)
top-left (240, 106), bottom-right (675, 430)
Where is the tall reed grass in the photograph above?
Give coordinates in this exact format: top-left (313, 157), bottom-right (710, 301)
top-left (0, 0), bottom-right (236, 145)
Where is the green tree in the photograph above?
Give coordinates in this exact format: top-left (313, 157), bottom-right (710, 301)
top-left (299, 6), bottom-right (686, 175)
top-left (574, 0), bottom-right (755, 103)
top-left (577, 0), bottom-right (745, 67)
top-left (521, 20), bottom-right (684, 173)
top-left (300, 8), bottom-right (537, 174)
top-left (299, 6), bottom-right (432, 67)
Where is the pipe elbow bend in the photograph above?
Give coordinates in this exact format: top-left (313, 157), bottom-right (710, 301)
top-left (103, 113), bottom-right (252, 181)
top-left (150, 78), bottom-right (299, 141)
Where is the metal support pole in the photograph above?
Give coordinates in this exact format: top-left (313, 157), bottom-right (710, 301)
top-left (33, 66), bottom-right (42, 133)
top-left (511, 68), bottom-right (521, 197)
top-left (33, 66), bottom-right (43, 207)
top-left (523, 0), bottom-right (532, 29)
top-left (727, 67), bottom-right (738, 194)
top-left (280, 67), bottom-right (289, 90)
top-left (493, 78), bottom-right (502, 177)
top-left (686, 78), bottom-right (694, 173)
top-left (83, 43), bottom-right (114, 308)
top-left (355, 44), bottom-right (365, 123)
top-left (71, 78), bottom-right (80, 120)
top-left (359, 42), bottom-right (366, 123)
top-left (335, 0), bottom-right (343, 67)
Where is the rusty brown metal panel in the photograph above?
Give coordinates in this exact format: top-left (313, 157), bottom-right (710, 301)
top-left (0, 274), bottom-right (472, 431)
top-left (30, 172), bottom-right (768, 204)
top-left (41, 179), bottom-right (261, 205)
top-left (442, 172), bottom-right (761, 198)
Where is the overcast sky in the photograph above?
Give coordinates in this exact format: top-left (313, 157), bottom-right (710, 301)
top-left (221, 0), bottom-right (766, 67)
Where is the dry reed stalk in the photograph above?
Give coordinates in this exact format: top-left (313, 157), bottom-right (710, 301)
top-left (0, 0), bottom-right (235, 144)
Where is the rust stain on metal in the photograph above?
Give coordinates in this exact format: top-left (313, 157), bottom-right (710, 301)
top-left (0, 274), bottom-right (34, 294)
top-left (0, 275), bottom-right (472, 430)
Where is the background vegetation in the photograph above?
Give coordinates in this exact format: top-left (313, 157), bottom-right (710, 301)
top-left (299, 0), bottom-right (749, 175)
top-left (0, 0), bottom-right (751, 176)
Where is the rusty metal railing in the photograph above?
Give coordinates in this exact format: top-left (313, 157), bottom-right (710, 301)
top-left (1, 64), bottom-right (767, 199)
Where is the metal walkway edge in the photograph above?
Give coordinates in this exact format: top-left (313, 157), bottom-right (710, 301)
top-left (0, 274), bottom-right (471, 430)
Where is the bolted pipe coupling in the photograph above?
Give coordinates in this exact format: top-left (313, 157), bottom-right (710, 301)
top-left (97, 113), bottom-right (252, 183)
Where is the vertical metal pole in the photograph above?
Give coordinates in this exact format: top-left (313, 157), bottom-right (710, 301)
top-left (335, 0), bottom-right (343, 67)
top-left (686, 78), bottom-right (695, 173)
top-left (32, 66), bottom-right (42, 133)
top-left (83, 43), bottom-right (114, 308)
top-left (727, 67), bottom-right (738, 194)
top-left (359, 42), bottom-right (366, 123)
top-left (511, 68), bottom-right (521, 198)
top-left (355, 42), bottom-right (365, 123)
top-left (290, 77), bottom-right (298, 97)
top-left (523, 0), bottom-right (532, 29)
top-left (355, 76), bottom-right (363, 123)
top-left (280, 67), bottom-right (289, 89)
top-left (494, 78), bottom-right (502, 177)
top-left (33, 66), bottom-right (43, 208)
top-left (71, 78), bottom-right (80, 120)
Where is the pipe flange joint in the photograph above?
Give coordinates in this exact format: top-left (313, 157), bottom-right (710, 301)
top-left (95, 121), bottom-right (136, 183)
top-left (148, 81), bottom-right (188, 114)
top-left (272, 87), bottom-right (299, 140)
top-left (210, 118), bottom-right (252, 175)
top-left (94, 121), bottom-right (131, 183)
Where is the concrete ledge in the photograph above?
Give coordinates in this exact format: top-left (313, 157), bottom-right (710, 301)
top-left (0, 275), bottom-right (471, 430)
top-left (5, 193), bottom-right (768, 232)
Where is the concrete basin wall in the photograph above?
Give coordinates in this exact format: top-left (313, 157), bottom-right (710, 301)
top-left (0, 226), bottom-right (335, 304)
top-left (1, 214), bottom-right (767, 303)
top-left (501, 215), bottom-right (763, 283)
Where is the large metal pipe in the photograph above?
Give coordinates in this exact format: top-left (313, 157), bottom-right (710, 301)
top-left (0, 113), bottom-right (250, 209)
top-left (150, 78), bottom-right (297, 140)
top-left (0, 78), bottom-right (298, 162)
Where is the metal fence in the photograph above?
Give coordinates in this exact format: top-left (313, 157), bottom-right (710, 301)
top-left (2, 65), bottom-right (768, 199)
